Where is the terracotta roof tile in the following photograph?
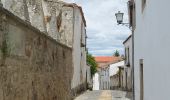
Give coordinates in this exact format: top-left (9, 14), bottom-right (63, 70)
top-left (95, 56), bottom-right (122, 62)
top-left (95, 56), bottom-right (122, 68)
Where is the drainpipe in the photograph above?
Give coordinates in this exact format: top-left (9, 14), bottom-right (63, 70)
top-left (132, 27), bottom-right (135, 100)
top-left (132, 2), bottom-right (135, 99)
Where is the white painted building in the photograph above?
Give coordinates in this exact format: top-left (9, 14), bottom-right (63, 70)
top-left (109, 61), bottom-right (124, 89)
top-left (99, 66), bottom-right (110, 90)
top-left (109, 61), bottom-right (124, 77)
top-left (123, 35), bottom-right (132, 91)
top-left (60, 3), bottom-right (87, 92)
top-left (128, 0), bottom-right (170, 99)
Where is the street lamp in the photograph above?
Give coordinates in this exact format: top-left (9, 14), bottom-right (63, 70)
top-left (115, 11), bottom-right (129, 27)
top-left (115, 11), bottom-right (124, 24)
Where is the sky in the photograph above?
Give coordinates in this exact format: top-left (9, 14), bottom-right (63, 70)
top-left (63, 0), bottom-right (131, 56)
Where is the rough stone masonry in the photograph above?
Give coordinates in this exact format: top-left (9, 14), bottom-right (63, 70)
top-left (0, 6), bottom-right (73, 100)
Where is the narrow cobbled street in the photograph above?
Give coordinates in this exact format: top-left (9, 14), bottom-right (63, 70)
top-left (74, 90), bottom-right (132, 100)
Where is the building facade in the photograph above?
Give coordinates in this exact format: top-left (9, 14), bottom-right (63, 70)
top-left (94, 56), bottom-right (122, 90)
top-left (98, 66), bottom-right (110, 90)
top-left (0, 0), bottom-right (87, 99)
top-left (0, 5), bottom-right (73, 100)
top-left (123, 35), bottom-right (132, 91)
top-left (61, 4), bottom-right (87, 94)
top-left (109, 61), bottom-right (124, 90)
top-left (128, 0), bottom-right (170, 100)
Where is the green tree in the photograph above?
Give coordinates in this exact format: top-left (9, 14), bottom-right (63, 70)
top-left (87, 53), bottom-right (97, 76)
top-left (114, 50), bottom-right (120, 57)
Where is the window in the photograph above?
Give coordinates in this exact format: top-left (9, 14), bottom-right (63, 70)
top-left (142, 0), bottom-right (146, 12)
top-left (125, 47), bottom-right (130, 67)
top-left (140, 59), bottom-right (144, 100)
top-left (125, 48), bottom-right (127, 62)
top-left (127, 47), bottom-right (130, 63)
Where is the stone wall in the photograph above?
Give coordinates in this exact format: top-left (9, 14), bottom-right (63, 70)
top-left (110, 74), bottom-right (119, 90)
top-left (0, 6), bottom-right (73, 100)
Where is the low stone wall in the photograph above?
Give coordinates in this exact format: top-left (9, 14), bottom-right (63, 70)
top-left (110, 74), bottom-right (119, 90)
top-left (0, 6), bottom-right (73, 100)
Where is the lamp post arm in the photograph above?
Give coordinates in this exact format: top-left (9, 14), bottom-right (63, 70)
top-left (118, 23), bottom-right (132, 30)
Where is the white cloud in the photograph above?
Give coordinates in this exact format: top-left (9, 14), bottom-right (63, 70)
top-left (63, 0), bottom-right (131, 56)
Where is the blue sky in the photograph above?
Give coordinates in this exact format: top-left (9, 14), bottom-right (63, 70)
top-left (64, 0), bottom-right (131, 56)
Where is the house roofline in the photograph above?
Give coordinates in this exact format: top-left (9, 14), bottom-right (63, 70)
top-left (123, 34), bottom-right (132, 44)
top-left (62, 3), bottom-right (86, 27)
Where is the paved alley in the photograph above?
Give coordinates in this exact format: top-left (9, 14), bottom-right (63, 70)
top-left (74, 90), bottom-right (132, 100)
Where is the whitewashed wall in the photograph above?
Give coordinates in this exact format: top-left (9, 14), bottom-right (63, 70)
top-left (109, 61), bottom-right (124, 89)
top-left (99, 67), bottom-right (110, 90)
top-left (71, 6), bottom-right (87, 89)
top-left (93, 73), bottom-right (100, 90)
top-left (134, 0), bottom-right (170, 100)
top-left (109, 61), bottom-right (124, 76)
top-left (124, 36), bottom-right (132, 90)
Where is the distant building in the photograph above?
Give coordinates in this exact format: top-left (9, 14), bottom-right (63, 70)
top-left (110, 74), bottom-right (119, 90)
top-left (98, 65), bottom-right (110, 90)
top-left (118, 66), bottom-right (125, 90)
top-left (109, 61), bottom-right (124, 90)
top-left (94, 56), bottom-right (122, 90)
top-left (93, 73), bottom-right (100, 90)
top-left (95, 56), bottom-right (122, 67)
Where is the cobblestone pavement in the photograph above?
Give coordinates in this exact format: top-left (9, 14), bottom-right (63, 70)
top-left (74, 90), bottom-right (132, 100)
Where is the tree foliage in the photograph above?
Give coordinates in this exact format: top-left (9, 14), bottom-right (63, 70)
top-left (114, 50), bottom-right (120, 57)
top-left (87, 53), bottom-right (97, 76)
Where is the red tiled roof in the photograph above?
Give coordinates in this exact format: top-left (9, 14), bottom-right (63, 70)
top-left (95, 56), bottom-right (122, 68)
top-left (95, 56), bottom-right (121, 63)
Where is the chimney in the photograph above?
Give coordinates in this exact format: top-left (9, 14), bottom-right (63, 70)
top-left (26, 0), bottom-right (47, 33)
top-left (2, 0), bottom-right (30, 21)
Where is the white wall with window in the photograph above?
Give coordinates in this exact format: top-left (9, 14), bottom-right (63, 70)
top-left (123, 35), bottom-right (133, 91)
top-left (133, 0), bottom-right (170, 100)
